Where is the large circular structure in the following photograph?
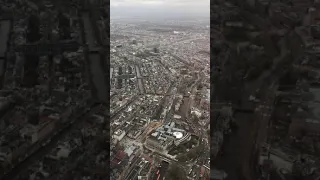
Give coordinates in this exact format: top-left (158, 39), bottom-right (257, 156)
top-left (173, 132), bottom-right (183, 139)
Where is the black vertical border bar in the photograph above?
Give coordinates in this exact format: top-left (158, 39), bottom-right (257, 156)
top-left (105, 1), bottom-right (111, 180)
top-left (210, 0), bottom-right (214, 179)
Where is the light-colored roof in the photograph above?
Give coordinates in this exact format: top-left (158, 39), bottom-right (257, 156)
top-left (173, 132), bottom-right (183, 139)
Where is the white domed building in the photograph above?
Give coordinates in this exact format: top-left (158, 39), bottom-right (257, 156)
top-left (145, 122), bottom-right (191, 151)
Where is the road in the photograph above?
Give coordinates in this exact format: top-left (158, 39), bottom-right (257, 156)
top-left (135, 65), bottom-right (145, 94)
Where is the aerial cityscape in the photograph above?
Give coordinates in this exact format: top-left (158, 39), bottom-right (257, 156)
top-left (213, 0), bottom-right (320, 180)
top-left (110, 0), bottom-right (210, 180)
top-left (3, 0), bottom-right (320, 180)
top-left (0, 0), bottom-right (108, 179)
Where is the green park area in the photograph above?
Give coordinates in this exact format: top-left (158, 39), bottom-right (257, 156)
top-left (165, 163), bottom-right (187, 180)
top-left (175, 143), bottom-right (205, 162)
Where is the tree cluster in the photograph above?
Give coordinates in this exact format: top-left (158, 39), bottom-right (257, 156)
top-left (166, 163), bottom-right (187, 180)
top-left (176, 144), bottom-right (204, 162)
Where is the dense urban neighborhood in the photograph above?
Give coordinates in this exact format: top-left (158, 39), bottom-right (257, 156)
top-left (110, 13), bottom-right (210, 180)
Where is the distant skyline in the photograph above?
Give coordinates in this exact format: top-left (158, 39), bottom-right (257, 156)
top-left (110, 0), bottom-right (210, 19)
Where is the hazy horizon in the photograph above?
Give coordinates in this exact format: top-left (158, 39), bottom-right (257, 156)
top-left (110, 0), bottom-right (210, 19)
